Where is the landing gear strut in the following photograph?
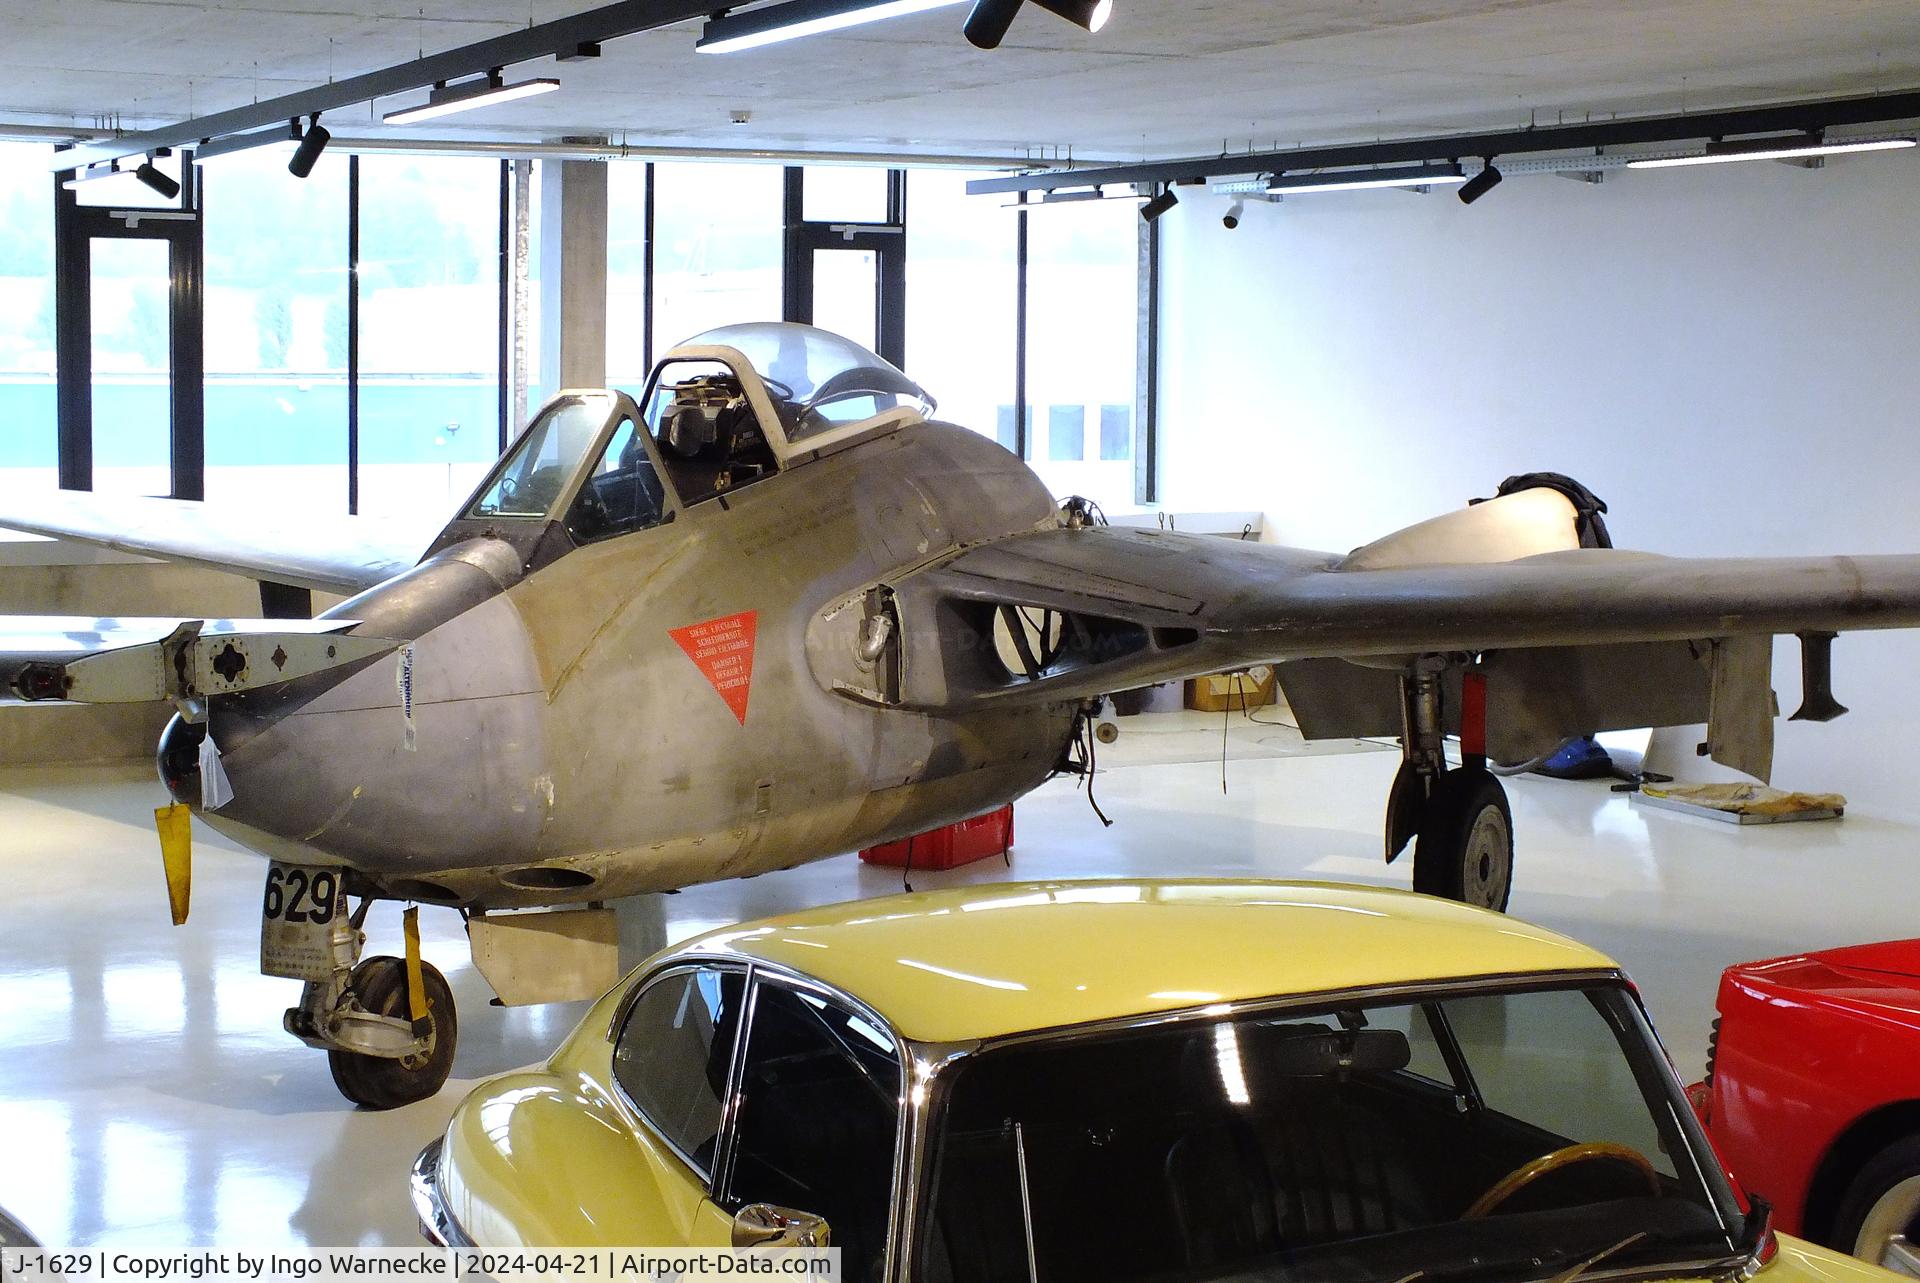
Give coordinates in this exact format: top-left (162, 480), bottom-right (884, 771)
top-left (1385, 659), bottom-right (1514, 912)
top-left (282, 895), bottom-right (459, 1109)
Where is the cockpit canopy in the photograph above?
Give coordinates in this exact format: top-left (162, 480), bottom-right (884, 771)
top-left (679, 322), bottom-right (934, 443)
top-left (452, 323), bottom-right (934, 565)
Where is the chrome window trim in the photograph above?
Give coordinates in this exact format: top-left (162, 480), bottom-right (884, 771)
top-left (718, 959), bottom-right (913, 1283)
top-left (893, 966), bottom-right (1760, 1281)
top-left (604, 958), bottom-right (753, 1193)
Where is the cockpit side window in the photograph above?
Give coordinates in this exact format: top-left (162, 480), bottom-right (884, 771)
top-left (469, 394), bottom-right (615, 519)
top-left (567, 417), bottom-right (669, 545)
top-left (646, 359), bottom-right (780, 507)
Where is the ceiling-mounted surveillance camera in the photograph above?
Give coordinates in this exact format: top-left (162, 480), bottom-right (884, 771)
top-left (1223, 200), bottom-right (1245, 230)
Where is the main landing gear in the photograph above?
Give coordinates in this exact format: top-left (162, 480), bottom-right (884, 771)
top-left (1385, 658), bottom-right (1514, 912)
top-left (279, 887), bottom-right (458, 1109)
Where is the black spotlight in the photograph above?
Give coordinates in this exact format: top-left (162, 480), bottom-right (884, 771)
top-left (134, 160), bottom-right (180, 200)
top-left (965, 0), bottom-right (1112, 48)
top-left (964, 0), bottom-right (1024, 48)
top-left (289, 116), bottom-right (331, 179)
top-left (1140, 186), bottom-right (1178, 222)
top-left (1457, 159), bottom-right (1503, 205)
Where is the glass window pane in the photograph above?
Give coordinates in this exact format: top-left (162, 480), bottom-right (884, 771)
top-left (356, 155), bottom-right (501, 517)
top-left (1027, 200), bottom-right (1139, 507)
top-left (89, 238), bottom-right (172, 496)
top-left (1099, 403), bottom-right (1131, 461)
top-left (905, 170), bottom-right (1015, 447)
top-left (0, 141), bottom-right (57, 491)
top-left (812, 248), bottom-right (878, 352)
top-left (653, 162), bottom-right (782, 354)
top-left (606, 161), bottom-right (649, 392)
top-left (200, 147), bottom-right (350, 511)
top-left (732, 984), bottom-right (899, 1276)
top-left (612, 968), bottom-right (746, 1176)
top-left (803, 166), bottom-right (890, 223)
top-left (1046, 404), bottom-right (1085, 461)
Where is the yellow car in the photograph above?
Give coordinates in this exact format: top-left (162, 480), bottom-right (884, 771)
top-left (412, 881), bottom-right (1891, 1283)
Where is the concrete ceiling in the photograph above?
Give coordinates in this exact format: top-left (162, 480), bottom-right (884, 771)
top-left (7, 0), bottom-right (1920, 161)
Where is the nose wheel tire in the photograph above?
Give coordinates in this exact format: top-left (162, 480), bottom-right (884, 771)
top-left (328, 955), bottom-right (458, 1110)
top-left (1412, 767), bottom-right (1514, 912)
top-left (1834, 1136), bottom-right (1920, 1274)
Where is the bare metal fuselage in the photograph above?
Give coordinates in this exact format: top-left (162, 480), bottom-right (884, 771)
top-left (192, 421), bottom-right (1075, 908)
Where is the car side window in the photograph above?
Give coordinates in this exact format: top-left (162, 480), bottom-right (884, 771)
top-left (728, 983), bottom-right (901, 1280)
top-left (613, 967), bottom-right (746, 1177)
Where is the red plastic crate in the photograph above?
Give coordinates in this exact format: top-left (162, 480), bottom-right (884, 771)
top-left (860, 805), bottom-right (1014, 871)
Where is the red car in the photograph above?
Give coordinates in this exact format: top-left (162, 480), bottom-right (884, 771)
top-left (1689, 940), bottom-right (1920, 1276)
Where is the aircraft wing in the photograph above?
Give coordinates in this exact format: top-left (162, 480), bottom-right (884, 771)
top-left (837, 524), bottom-right (1920, 713)
top-left (2, 615), bottom-right (396, 704)
top-left (0, 490), bottom-right (434, 596)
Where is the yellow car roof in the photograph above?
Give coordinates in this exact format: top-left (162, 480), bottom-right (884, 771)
top-left (661, 879), bottom-right (1617, 1044)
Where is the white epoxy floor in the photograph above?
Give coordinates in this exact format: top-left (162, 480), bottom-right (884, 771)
top-left (0, 711), bottom-right (1907, 1248)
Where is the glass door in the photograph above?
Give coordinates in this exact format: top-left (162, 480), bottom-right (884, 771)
top-left (53, 155), bottom-right (204, 497)
top-left (88, 237), bottom-right (173, 495)
top-left (782, 169), bottom-right (906, 368)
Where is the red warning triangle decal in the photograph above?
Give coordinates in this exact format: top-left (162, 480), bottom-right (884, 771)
top-left (669, 611), bottom-right (758, 726)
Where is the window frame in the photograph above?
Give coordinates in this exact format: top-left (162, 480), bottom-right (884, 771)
top-left (606, 958), bottom-right (913, 1276)
top-left (606, 959), bottom-right (754, 1188)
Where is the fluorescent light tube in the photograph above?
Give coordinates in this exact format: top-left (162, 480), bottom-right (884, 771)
top-left (383, 73), bottom-right (560, 126)
top-left (1001, 186), bottom-right (1150, 211)
top-left (1269, 164), bottom-right (1466, 194)
top-left (1627, 136), bottom-right (1915, 169)
top-left (699, 0), bottom-right (967, 53)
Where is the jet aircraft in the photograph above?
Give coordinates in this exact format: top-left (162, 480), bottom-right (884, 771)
top-left (5, 321), bottom-right (1918, 1106)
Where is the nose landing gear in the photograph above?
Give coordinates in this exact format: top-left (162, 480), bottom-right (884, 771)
top-left (325, 955), bottom-right (458, 1110)
top-left (279, 889), bottom-right (459, 1109)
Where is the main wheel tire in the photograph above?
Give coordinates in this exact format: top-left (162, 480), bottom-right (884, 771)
top-left (327, 955), bottom-right (458, 1110)
top-left (1412, 767), bottom-right (1514, 912)
top-left (1832, 1135), bottom-right (1920, 1270)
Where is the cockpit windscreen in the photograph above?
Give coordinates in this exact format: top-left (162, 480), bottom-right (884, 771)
top-left (469, 393), bottom-right (615, 518)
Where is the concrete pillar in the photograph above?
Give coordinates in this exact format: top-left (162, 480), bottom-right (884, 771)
top-left (537, 159), bottom-right (609, 392)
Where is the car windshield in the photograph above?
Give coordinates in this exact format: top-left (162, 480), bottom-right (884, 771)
top-left (680, 322), bottom-right (933, 443)
top-left (915, 982), bottom-right (1745, 1283)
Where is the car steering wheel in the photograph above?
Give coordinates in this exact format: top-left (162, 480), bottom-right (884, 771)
top-left (1463, 1142), bottom-right (1661, 1219)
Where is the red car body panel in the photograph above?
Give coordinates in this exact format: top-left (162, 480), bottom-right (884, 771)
top-left (1692, 939), bottom-right (1920, 1239)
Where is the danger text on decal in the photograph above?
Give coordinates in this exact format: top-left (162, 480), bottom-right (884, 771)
top-left (669, 611), bottom-right (759, 725)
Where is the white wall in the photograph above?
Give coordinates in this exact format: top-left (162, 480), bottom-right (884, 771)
top-left (1157, 149), bottom-right (1920, 817)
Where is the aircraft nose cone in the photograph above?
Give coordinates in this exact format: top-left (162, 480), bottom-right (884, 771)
top-left (156, 713), bottom-right (205, 808)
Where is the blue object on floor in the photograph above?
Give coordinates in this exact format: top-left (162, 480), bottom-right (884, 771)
top-left (1534, 734), bottom-right (1616, 780)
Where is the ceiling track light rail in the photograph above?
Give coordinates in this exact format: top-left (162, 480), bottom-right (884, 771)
top-left (967, 87), bottom-right (1920, 197)
top-left (53, 0), bottom-right (723, 173)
